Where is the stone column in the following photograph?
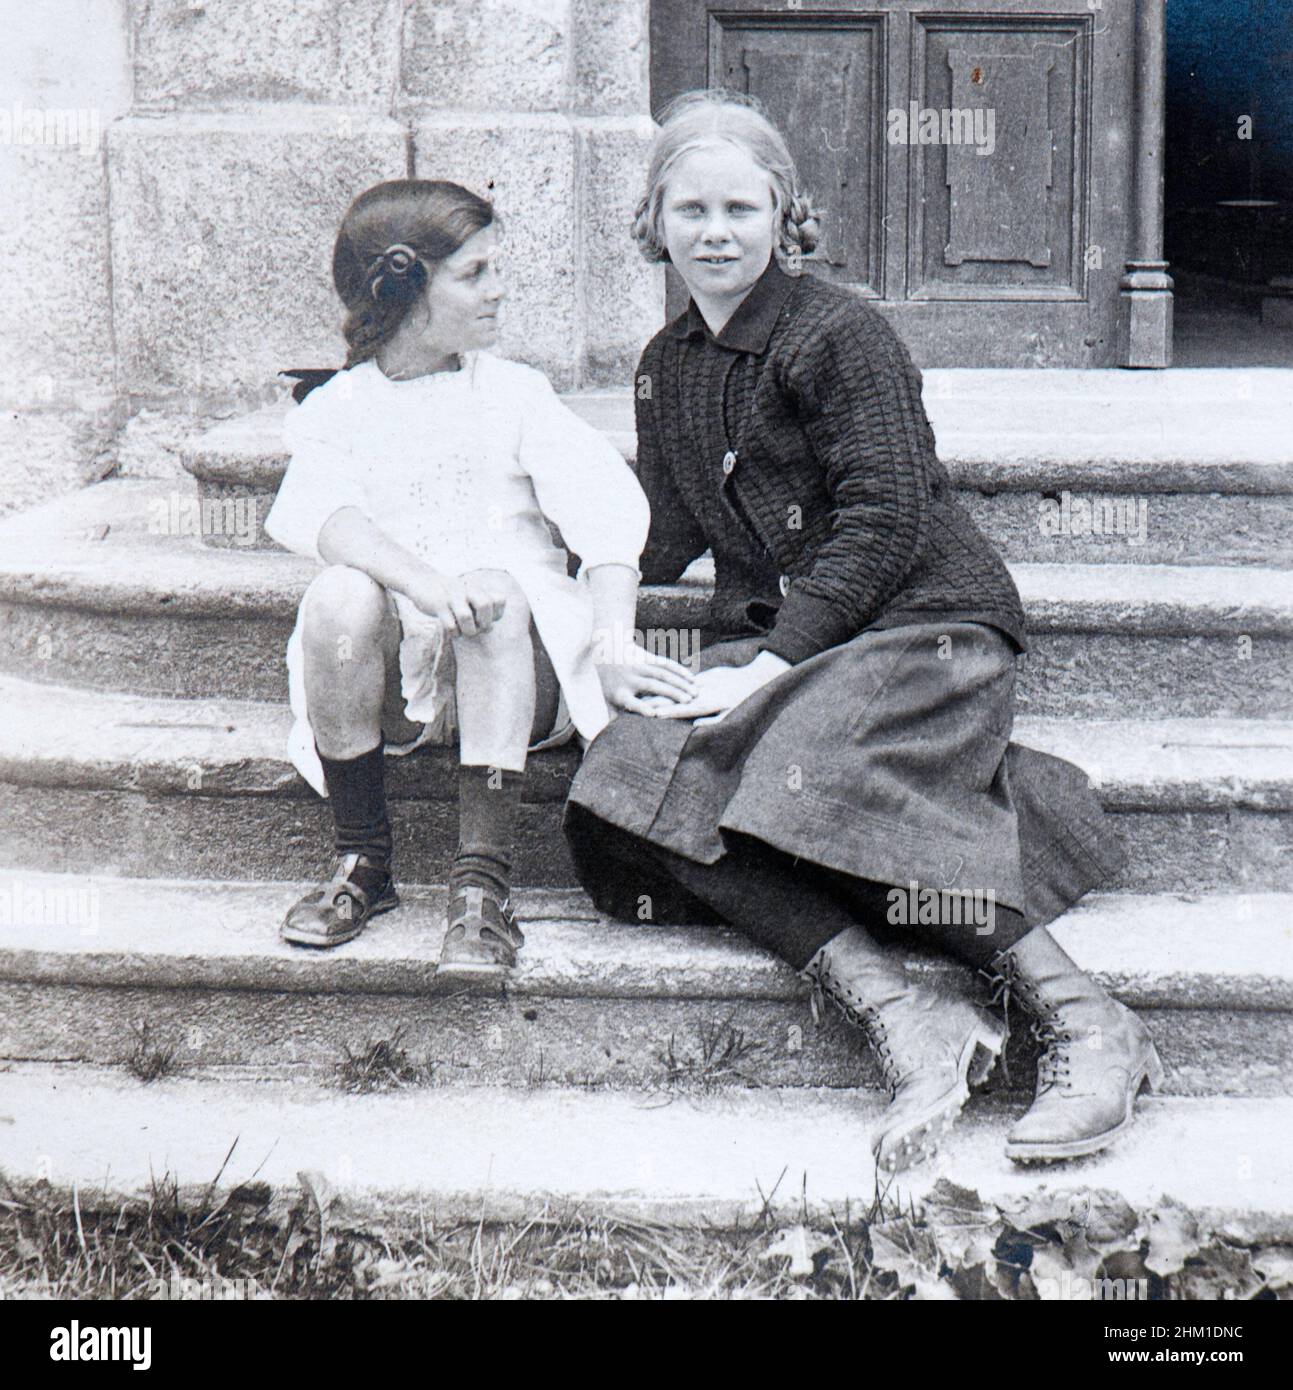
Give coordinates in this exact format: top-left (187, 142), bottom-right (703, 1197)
top-left (1120, 0), bottom-right (1174, 368)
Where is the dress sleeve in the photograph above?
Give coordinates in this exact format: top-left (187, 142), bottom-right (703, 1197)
top-left (632, 339), bottom-right (710, 585)
top-left (515, 368), bottom-right (650, 572)
top-left (264, 392), bottom-right (370, 563)
top-left (759, 306), bottom-right (934, 664)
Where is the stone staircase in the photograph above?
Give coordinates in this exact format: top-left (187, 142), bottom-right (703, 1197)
top-left (1, 368), bottom-right (1291, 1232)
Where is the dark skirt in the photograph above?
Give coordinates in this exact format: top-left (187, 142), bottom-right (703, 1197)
top-left (564, 621), bottom-right (1125, 928)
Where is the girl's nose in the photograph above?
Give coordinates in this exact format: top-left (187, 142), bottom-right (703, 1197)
top-left (701, 214), bottom-right (731, 243)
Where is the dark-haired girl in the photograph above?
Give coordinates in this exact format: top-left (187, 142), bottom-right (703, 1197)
top-left (267, 179), bottom-right (695, 972)
top-left (564, 92), bottom-right (1162, 1172)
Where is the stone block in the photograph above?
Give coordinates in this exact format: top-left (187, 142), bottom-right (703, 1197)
top-left (0, 408), bottom-right (116, 519)
top-left (130, 0), bottom-right (403, 107)
top-left (578, 118), bottom-right (665, 386)
top-left (0, 144), bottom-right (116, 407)
top-left (0, 0), bottom-right (130, 412)
top-left (114, 405), bottom-right (278, 483)
top-left (107, 111), bottom-right (409, 408)
top-left (401, 0), bottom-right (572, 112)
top-left (573, 0), bottom-right (649, 115)
top-left (412, 114), bottom-right (579, 389)
top-left (3, 1), bottom-right (131, 112)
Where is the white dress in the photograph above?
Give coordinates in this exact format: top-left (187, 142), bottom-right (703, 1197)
top-left (264, 352), bottom-right (650, 796)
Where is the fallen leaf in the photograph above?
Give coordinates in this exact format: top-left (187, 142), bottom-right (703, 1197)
top-left (1029, 1234), bottom-right (1104, 1298)
top-left (922, 1178), bottom-right (1002, 1271)
top-left (1253, 1246), bottom-right (1293, 1291)
top-left (1001, 1188), bottom-right (1094, 1238)
top-left (1173, 1243), bottom-right (1262, 1301)
top-left (1080, 1190), bottom-right (1141, 1248)
top-left (1142, 1197), bottom-right (1201, 1277)
top-left (297, 1169), bottom-right (337, 1217)
top-left (762, 1225), bottom-right (832, 1277)
top-left (869, 1218), bottom-right (942, 1290)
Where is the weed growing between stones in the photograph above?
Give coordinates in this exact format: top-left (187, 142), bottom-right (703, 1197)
top-left (334, 1029), bottom-right (434, 1094)
top-left (120, 1021), bottom-right (182, 1084)
top-left (655, 1015), bottom-right (765, 1091)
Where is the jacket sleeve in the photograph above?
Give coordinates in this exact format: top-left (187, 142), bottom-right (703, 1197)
top-left (758, 307), bottom-right (934, 664)
top-left (632, 341), bottom-right (711, 585)
top-left (515, 367), bottom-right (650, 572)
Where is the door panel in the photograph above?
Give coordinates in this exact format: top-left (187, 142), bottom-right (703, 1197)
top-left (910, 17), bottom-right (1089, 297)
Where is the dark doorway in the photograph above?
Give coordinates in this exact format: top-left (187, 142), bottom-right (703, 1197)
top-left (1166, 0), bottom-right (1293, 365)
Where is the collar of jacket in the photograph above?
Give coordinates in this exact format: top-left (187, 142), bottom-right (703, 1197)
top-left (666, 256), bottom-right (797, 353)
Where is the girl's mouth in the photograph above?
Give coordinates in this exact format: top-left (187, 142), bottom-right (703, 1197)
top-left (696, 255), bottom-right (737, 265)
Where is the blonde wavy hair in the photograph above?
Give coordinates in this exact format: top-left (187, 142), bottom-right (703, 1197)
top-left (631, 89), bottom-right (822, 268)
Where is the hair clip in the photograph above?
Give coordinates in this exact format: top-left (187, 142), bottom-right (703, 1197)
top-left (382, 243), bottom-right (418, 275)
top-left (369, 243), bottom-right (420, 300)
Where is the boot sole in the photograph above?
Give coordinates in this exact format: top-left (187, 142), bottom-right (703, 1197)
top-left (434, 955), bottom-right (513, 981)
top-left (1004, 1044), bottom-right (1165, 1165)
top-left (436, 914), bottom-right (523, 981)
top-left (875, 1012), bottom-right (1007, 1174)
top-left (280, 891), bottom-right (401, 949)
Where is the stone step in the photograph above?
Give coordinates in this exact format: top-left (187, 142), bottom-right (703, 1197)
top-left (3, 1062), bottom-right (1290, 1237)
top-left (3, 481), bottom-right (1290, 718)
top-left (182, 380), bottom-right (1293, 565)
top-left (0, 870), bottom-right (1287, 1098)
top-left (1, 675), bottom-right (1290, 892)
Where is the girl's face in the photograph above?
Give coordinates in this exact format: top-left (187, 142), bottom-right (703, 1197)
top-left (418, 223), bottom-right (504, 356)
top-left (660, 144), bottom-right (778, 308)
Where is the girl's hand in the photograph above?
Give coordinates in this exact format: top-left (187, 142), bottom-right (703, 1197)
top-left (596, 642), bottom-right (699, 716)
top-left (642, 652), bottom-right (789, 724)
top-left (401, 568), bottom-right (508, 638)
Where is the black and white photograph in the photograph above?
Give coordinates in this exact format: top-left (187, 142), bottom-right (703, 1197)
top-left (0, 0), bottom-right (1290, 1334)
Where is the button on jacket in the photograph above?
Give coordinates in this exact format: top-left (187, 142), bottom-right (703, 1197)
top-left (633, 258), bottom-right (1028, 666)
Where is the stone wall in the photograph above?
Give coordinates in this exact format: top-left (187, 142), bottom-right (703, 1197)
top-left (0, 0), bottom-right (661, 512)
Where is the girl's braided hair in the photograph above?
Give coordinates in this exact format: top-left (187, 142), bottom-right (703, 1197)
top-left (331, 179), bottom-right (496, 369)
top-left (631, 89), bottom-right (823, 268)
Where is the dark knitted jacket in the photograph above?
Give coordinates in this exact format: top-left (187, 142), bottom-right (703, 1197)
top-left (634, 259), bottom-right (1028, 665)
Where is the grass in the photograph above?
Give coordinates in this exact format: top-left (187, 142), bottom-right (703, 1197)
top-left (333, 1029), bottom-right (434, 1094)
top-left (655, 1016), bottom-right (765, 1091)
top-left (1, 1166), bottom-right (1286, 1301)
top-left (0, 1167), bottom-right (908, 1301)
top-left (120, 1021), bottom-right (182, 1084)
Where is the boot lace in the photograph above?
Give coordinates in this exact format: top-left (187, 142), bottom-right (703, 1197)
top-left (1031, 1016), bottom-right (1075, 1094)
top-left (981, 951), bottom-right (1078, 1095)
top-left (808, 975), bottom-right (902, 1097)
top-left (978, 951), bottom-right (1019, 1084)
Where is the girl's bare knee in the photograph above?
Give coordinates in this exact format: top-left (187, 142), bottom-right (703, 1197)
top-left (302, 566), bottom-right (389, 653)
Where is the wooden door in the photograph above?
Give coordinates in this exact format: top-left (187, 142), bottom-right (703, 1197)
top-left (651, 0), bottom-right (1162, 367)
